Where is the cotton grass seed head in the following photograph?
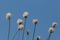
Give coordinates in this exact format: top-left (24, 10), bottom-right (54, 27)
top-left (23, 11), bottom-right (29, 18)
top-left (6, 12), bottom-right (11, 20)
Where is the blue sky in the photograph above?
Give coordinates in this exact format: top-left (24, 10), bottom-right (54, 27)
top-left (0, 0), bottom-right (60, 40)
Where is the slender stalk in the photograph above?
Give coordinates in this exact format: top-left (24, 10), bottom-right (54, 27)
top-left (22, 18), bottom-right (27, 40)
top-left (32, 24), bottom-right (36, 40)
top-left (27, 31), bottom-right (29, 40)
top-left (8, 19), bottom-right (10, 40)
top-left (27, 35), bottom-right (29, 40)
top-left (18, 30), bottom-right (20, 40)
top-left (47, 33), bottom-right (52, 40)
top-left (12, 30), bottom-right (19, 40)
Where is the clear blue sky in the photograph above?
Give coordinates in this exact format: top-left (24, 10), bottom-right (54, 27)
top-left (0, 0), bottom-right (60, 40)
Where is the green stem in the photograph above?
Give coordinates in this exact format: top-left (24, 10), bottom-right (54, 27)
top-left (32, 24), bottom-right (36, 40)
top-left (12, 30), bottom-right (19, 40)
top-left (47, 33), bottom-right (52, 40)
top-left (27, 35), bottom-right (29, 40)
top-left (22, 18), bottom-right (27, 40)
top-left (18, 30), bottom-right (20, 40)
top-left (8, 19), bottom-right (10, 40)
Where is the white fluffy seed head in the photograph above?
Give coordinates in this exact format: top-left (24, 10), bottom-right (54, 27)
top-left (23, 11), bottom-right (29, 18)
top-left (6, 12), bottom-right (11, 19)
top-left (52, 22), bottom-right (58, 28)
top-left (17, 19), bottom-right (23, 25)
top-left (18, 24), bottom-right (24, 30)
top-left (36, 36), bottom-right (41, 40)
top-left (33, 19), bottom-right (38, 24)
top-left (48, 27), bottom-right (54, 33)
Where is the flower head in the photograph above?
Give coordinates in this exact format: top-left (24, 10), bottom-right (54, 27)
top-left (52, 22), bottom-right (58, 28)
top-left (48, 27), bottom-right (54, 33)
top-left (23, 11), bottom-right (29, 18)
top-left (18, 24), bottom-right (24, 30)
top-left (36, 36), bottom-right (41, 40)
top-left (17, 19), bottom-right (23, 25)
top-left (33, 19), bottom-right (38, 24)
top-left (6, 12), bottom-right (11, 19)
top-left (26, 30), bottom-right (29, 35)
